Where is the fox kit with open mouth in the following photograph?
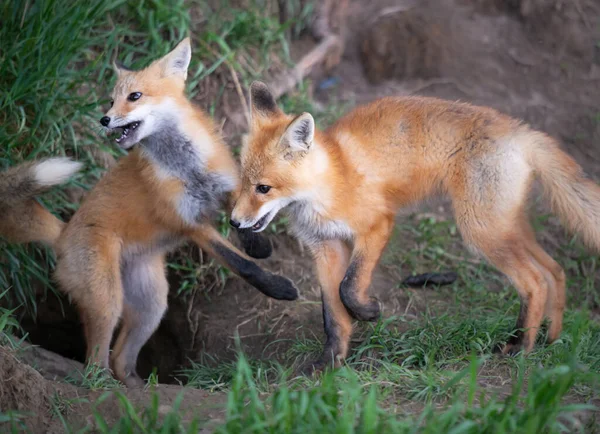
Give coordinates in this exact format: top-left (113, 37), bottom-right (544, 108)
top-left (1, 41), bottom-right (298, 387)
top-left (232, 81), bottom-right (600, 372)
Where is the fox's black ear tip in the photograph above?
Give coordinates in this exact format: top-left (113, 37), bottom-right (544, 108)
top-left (250, 80), bottom-right (268, 91)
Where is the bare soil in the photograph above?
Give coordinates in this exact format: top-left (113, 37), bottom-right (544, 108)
top-left (3, 0), bottom-right (600, 430)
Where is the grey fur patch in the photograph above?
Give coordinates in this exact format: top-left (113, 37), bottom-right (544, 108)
top-left (141, 126), bottom-right (233, 224)
top-left (118, 252), bottom-right (169, 382)
top-left (121, 252), bottom-right (169, 309)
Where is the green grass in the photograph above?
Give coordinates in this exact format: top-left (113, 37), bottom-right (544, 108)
top-left (216, 352), bottom-right (595, 434)
top-left (65, 361), bottom-right (123, 390)
top-left (0, 410), bottom-right (31, 434)
top-left (1, 1), bottom-right (600, 432)
top-left (31, 348), bottom-right (591, 433)
top-left (0, 0), bottom-right (306, 315)
top-left (175, 210), bottom-right (600, 420)
top-left (90, 392), bottom-right (202, 434)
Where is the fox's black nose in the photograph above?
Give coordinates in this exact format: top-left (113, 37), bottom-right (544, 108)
top-left (229, 219), bottom-right (241, 228)
top-left (100, 116), bottom-right (111, 127)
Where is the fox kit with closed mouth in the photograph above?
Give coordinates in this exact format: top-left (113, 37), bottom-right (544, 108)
top-left (232, 81), bottom-right (600, 372)
top-left (0, 41), bottom-right (298, 387)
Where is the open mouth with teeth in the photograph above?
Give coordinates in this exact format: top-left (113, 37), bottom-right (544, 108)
top-left (111, 121), bottom-right (142, 148)
top-left (252, 212), bottom-right (272, 232)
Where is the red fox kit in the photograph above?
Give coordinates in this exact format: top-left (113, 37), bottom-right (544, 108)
top-left (0, 41), bottom-right (298, 387)
top-left (231, 81), bottom-right (600, 372)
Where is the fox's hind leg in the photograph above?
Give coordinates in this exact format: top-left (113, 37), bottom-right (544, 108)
top-left (452, 145), bottom-right (561, 353)
top-left (458, 205), bottom-right (555, 354)
top-left (111, 254), bottom-right (168, 388)
top-left (519, 221), bottom-right (566, 343)
top-left (466, 228), bottom-right (549, 353)
top-left (55, 238), bottom-right (123, 372)
top-left (339, 216), bottom-right (394, 322)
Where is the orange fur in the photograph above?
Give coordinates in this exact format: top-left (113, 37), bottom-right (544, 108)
top-left (234, 82), bottom-right (600, 370)
top-left (3, 44), bottom-right (296, 387)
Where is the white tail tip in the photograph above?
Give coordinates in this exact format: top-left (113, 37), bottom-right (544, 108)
top-left (34, 157), bottom-right (83, 186)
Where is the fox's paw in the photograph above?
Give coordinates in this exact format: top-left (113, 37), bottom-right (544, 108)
top-left (297, 359), bottom-right (326, 377)
top-left (494, 341), bottom-right (524, 357)
top-left (340, 293), bottom-right (382, 322)
top-left (296, 355), bottom-right (339, 377)
top-left (116, 372), bottom-right (145, 388)
top-left (236, 228), bottom-right (273, 259)
top-left (259, 274), bottom-right (299, 301)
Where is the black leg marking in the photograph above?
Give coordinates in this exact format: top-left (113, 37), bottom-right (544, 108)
top-left (508, 301), bottom-right (527, 345)
top-left (235, 228), bottom-right (272, 259)
top-left (298, 294), bottom-right (342, 376)
top-left (211, 242), bottom-right (298, 300)
top-left (495, 301), bottom-right (528, 355)
top-left (320, 293), bottom-right (342, 366)
top-left (339, 259), bottom-right (381, 322)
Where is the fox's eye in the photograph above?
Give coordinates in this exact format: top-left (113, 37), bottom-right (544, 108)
top-left (110, 100), bottom-right (114, 108)
top-left (128, 92), bottom-right (142, 102)
top-left (256, 185), bottom-right (271, 194)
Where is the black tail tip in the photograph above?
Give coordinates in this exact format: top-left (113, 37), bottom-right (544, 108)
top-left (402, 271), bottom-right (458, 288)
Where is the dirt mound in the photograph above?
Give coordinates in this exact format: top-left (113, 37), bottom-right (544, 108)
top-left (0, 347), bottom-right (49, 431)
top-left (0, 344), bottom-right (225, 432)
top-left (360, 0), bottom-right (600, 84)
top-left (359, 2), bottom-right (447, 83)
top-left (464, 0), bottom-right (600, 61)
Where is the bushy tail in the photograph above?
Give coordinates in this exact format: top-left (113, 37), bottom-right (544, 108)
top-left (531, 133), bottom-right (600, 251)
top-left (0, 158), bottom-right (82, 246)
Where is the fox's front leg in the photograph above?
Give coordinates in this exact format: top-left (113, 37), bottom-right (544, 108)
top-left (235, 227), bottom-right (272, 259)
top-left (227, 187), bottom-right (272, 259)
top-left (305, 239), bottom-right (354, 373)
top-left (339, 216), bottom-right (394, 321)
top-left (189, 223), bottom-right (297, 300)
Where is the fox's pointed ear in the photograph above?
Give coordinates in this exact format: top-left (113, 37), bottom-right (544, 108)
top-left (112, 60), bottom-right (131, 77)
top-left (249, 81), bottom-right (282, 122)
top-left (280, 112), bottom-right (315, 155)
top-left (160, 37), bottom-right (191, 79)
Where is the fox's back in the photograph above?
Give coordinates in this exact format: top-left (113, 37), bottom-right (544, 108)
top-left (330, 96), bottom-right (519, 161)
top-left (326, 96), bottom-right (526, 203)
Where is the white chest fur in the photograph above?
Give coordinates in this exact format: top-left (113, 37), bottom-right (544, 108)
top-left (286, 201), bottom-right (354, 246)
